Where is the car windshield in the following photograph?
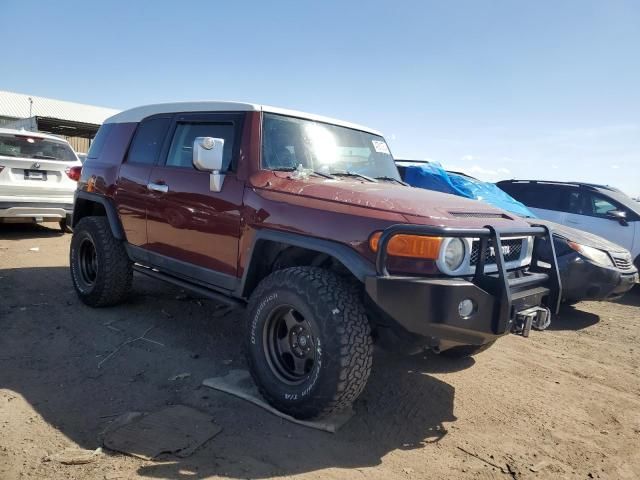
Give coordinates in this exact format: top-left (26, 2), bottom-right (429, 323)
top-left (0, 133), bottom-right (77, 161)
top-left (262, 113), bottom-right (401, 180)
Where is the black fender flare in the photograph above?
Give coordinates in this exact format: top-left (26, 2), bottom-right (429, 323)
top-left (72, 191), bottom-right (126, 240)
top-left (237, 228), bottom-right (376, 298)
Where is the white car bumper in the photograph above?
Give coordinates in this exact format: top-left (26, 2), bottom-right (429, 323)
top-left (0, 197), bottom-right (73, 221)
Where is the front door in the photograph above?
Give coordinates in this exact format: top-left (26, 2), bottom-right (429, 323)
top-left (145, 113), bottom-right (245, 290)
top-left (564, 190), bottom-right (636, 250)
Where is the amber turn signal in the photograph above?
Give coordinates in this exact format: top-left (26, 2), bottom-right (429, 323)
top-left (369, 232), bottom-right (443, 259)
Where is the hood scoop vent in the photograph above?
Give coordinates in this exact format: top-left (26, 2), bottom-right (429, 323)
top-left (449, 211), bottom-right (511, 219)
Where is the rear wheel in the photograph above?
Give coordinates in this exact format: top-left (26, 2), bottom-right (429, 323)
top-left (70, 216), bottom-right (132, 307)
top-left (245, 267), bottom-right (373, 419)
top-left (440, 340), bottom-right (496, 359)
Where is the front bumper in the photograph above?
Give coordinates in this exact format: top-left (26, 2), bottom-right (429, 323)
top-left (559, 253), bottom-right (639, 302)
top-left (365, 224), bottom-right (562, 346)
top-left (0, 201), bottom-right (73, 220)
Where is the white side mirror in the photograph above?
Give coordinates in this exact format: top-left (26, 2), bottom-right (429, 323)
top-left (193, 136), bottom-right (225, 192)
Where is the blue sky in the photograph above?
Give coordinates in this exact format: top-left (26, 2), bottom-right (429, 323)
top-left (3, 0), bottom-right (639, 195)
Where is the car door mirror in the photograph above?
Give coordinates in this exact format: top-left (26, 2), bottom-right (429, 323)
top-left (606, 209), bottom-right (628, 226)
top-left (193, 137), bottom-right (225, 192)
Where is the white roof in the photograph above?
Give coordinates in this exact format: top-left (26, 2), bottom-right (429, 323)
top-left (0, 90), bottom-right (119, 125)
top-left (0, 126), bottom-right (72, 143)
top-left (105, 101), bottom-right (383, 136)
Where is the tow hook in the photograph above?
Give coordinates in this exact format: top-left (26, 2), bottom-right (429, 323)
top-left (512, 306), bottom-right (552, 337)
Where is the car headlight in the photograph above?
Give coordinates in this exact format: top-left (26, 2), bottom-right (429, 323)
top-left (443, 238), bottom-right (466, 271)
top-left (568, 241), bottom-right (614, 268)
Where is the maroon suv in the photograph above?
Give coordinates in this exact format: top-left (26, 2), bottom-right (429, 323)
top-left (70, 102), bottom-right (561, 419)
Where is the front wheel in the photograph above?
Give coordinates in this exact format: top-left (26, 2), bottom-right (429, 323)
top-left (70, 216), bottom-right (132, 307)
top-left (245, 267), bottom-right (373, 419)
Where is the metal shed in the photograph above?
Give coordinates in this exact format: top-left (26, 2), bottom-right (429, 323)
top-left (0, 90), bottom-right (119, 152)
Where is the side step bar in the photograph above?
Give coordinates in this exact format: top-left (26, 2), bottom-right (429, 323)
top-left (133, 264), bottom-right (244, 309)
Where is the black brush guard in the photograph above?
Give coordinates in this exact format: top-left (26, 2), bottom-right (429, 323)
top-left (369, 224), bottom-right (562, 339)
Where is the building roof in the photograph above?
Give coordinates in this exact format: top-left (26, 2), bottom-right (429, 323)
top-left (0, 126), bottom-right (74, 143)
top-left (0, 90), bottom-right (120, 125)
top-left (105, 101), bottom-right (383, 136)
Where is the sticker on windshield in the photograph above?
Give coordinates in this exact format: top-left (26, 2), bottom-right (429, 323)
top-left (372, 140), bottom-right (390, 154)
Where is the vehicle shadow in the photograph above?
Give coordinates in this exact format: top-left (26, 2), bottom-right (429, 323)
top-left (1, 265), bottom-right (457, 479)
top-left (547, 303), bottom-right (601, 331)
top-left (613, 286), bottom-right (640, 307)
top-left (0, 222), bottom-right (65, 240)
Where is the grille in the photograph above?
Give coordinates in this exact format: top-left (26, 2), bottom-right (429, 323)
top-left (470, 239), bottom-right (523, 266)
top-left (613, 256), bottom-right (634, 271)
top-left (449, 211), bottom-right (509, 219)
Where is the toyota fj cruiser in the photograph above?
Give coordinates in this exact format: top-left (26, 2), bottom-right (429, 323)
top-left (70, 102), bottom-right (561, 419)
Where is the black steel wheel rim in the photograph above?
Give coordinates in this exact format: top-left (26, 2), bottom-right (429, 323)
top-left (78, 238), bottom-right (98, 286)
top-left (263, 305), bottom-right (317, 385)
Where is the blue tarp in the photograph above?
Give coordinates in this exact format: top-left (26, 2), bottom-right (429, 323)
top-left (403, 163), bottom-right (535, 218)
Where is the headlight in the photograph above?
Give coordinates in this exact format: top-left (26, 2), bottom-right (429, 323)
top-left (443, 238), bottom-right (466, 271)
top-left (568, 241), bottom-right (614, 267)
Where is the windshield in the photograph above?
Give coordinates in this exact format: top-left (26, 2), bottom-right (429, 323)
top-left (0, 133), bottom-right (77, 161)
top-left (262, 113), bottom-right (400, 180)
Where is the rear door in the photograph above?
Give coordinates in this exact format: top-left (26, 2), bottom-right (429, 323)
top-left (145, 113), bottom-right (245, 289)
top-left (564, 190), bottom-right (635, 250)
top-left (113, 116), bottom-right (172, 246)
top-left (0, 132), bottom-right (80, 201)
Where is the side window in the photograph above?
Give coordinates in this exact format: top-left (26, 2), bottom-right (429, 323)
top-left (578, 192), bottom-right (620, 218)
top-left (87, 124), bottom-right (114, 159)
top-left (166, 122), bottom-right (235, 171)
top-left (503, 184), bottom-right (537, 205)
top-left (526, 185), bottom-right (570, 211)
top-left (127, 117), bottom-right (171, 165)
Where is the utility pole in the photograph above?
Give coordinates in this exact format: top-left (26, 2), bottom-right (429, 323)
top-left (28, 97), bottom-right (34, 131)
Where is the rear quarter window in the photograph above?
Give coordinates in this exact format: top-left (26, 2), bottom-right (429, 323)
top-left (501, 183), bottom-right (570, 212)
top-left (87, 124), bottom-right (115, 160)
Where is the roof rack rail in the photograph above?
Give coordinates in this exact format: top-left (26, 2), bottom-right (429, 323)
top-left (497, 179), bottom-right (616, 191)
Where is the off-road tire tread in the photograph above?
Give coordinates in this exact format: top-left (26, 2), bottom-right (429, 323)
top-left (246, 267), bottom-right (373, 419)
top-left (71, 216), bottom-right (132, 307)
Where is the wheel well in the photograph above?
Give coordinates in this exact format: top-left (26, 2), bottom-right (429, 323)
top-left (72, 196), bottom-right (125, 240)
top-left (72, 198), bottom-right (107, 226)
top-left (241, 240), bottom-right (357, 298)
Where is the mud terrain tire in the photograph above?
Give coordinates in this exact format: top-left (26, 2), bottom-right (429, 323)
top-left (245, 267), bottom-right (373, 419)
top-left (70, 216), bottom-right (132, 307)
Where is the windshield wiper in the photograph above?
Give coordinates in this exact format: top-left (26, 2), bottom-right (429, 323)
top-left (312, 170), bottom-right (335, 179)
top-left (331, 171), bottom-right (378, 183)
top-left (272, 167), bottom-right (335, 179)
top-left (375, 176), bottom-right (408, 186)
top-left (32, 155), bottom-right (57, 160)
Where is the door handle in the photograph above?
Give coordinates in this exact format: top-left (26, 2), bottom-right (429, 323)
top-left (147, 182), bottom-right (169, 193)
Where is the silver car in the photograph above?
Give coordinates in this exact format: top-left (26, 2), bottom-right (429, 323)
top-left (0, 127), bottom-right (81, 231)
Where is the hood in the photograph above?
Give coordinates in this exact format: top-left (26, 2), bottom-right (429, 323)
top-left (528, 218), bottom-right (628, 253)
top-left (251, 172), bottom-right (528, 227)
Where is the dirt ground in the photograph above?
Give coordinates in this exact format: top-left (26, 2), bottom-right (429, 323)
top-left (1, 223), bottom-right (639, 480)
